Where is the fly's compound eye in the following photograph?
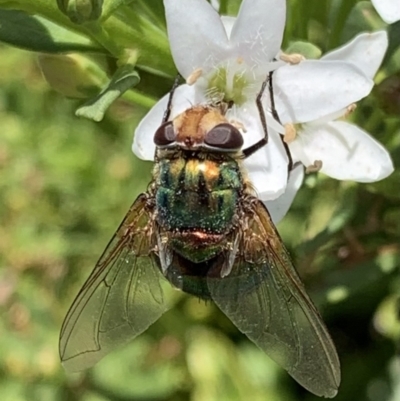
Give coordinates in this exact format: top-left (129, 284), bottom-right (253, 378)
top-left (154, 121), bottom-right (176, 147)
top-left (204, 123), bottom-right (244, 151)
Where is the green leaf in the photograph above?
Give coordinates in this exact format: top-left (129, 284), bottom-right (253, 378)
top-left (314, 248), bottom-right (400, 307)
top-left (341, 1), bottom-right (387, 45)
top-left (327, 0), bottom-right (358, 48)
top-left (38, 53), bottom-right (109, 99)
top-left (0, 9), bottom-right (103, 53)
top-left (92, 337), bottom-right (182, 399)
top-left (285, 41), bottom-right (322, 59)
top-left (386, 21), bottom-right (400, 62)
top-left (298, 184), bottom-right (357, 256)
top-left (76, 63), bottom-right (140, 121)
top-left (102, 0), bottom-right (130, 20)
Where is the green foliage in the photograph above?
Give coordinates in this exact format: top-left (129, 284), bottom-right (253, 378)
top-left (57, 0), bottom-right (104, 24)
top-left (0, 9), bottom-right (103, 53)
top-left (76, 63), bottom-right (140, 121)
top-left (0, 0), bottom-right (399, 400)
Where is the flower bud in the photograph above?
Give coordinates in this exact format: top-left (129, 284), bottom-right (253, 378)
top-left (57, 0), bottom-right (103, 24)
top-left (38, 53), bottom-right (108, 98)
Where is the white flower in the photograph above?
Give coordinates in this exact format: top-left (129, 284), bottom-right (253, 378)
top-left (277, 31), bottom-right (394, 182)
top-left (133, 0), bottom-right (393, 223)
top-left (266, 163), bottom-right (304, 224)
top-left (371, 0), bottom-right (400, 24)
top-left (134, 0), bottom-right (291, 203)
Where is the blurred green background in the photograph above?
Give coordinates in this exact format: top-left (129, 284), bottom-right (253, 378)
top-left (0, 1), bottom-right (400, 401)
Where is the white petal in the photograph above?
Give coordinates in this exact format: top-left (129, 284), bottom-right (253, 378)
top-left (133, 104), bottom-right (164, 161)
top-left (274, 60), bottom-right (373, 123)
top-left (264, 164), bottom-right (304, 224)
top-left (290, 121), bottom-right (394, 182)
top-left (371, 0), bottom-right (400, 23)
top-left (242, 130), bottom-right (288, 200)
top-left (210, 0), bottom-right (220, 11)
top-left (164, 0), bottom-right (229, 78)
top-left (229, 0), bottom-right (285, 69)
top-left (244, 137), bottom-right (289, 200)
top-left (322, 31), bottom-right (388, 78)
top-left (221, 16), bottom-right (235, 38)
top-left (226, 104), bottom-right (288, 200)
top-left (132, 84), bottom-right (203, 160)
top-left (266, 112), bottom-right (285, 134)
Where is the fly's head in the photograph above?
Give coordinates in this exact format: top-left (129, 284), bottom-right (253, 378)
top-left (153, 106), bottom-right (244, 155)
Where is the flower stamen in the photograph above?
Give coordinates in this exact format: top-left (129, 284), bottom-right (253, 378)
top-left (280, 52), bottom-right (305, 65)
top-left (306, 160), bottom-right (323, 173)
top-left (186, 68), bottom-right (203, 85)
top-left (344, 103), bottom-right (357, 118)
top-left (283, 123), bottom-right (297, 143)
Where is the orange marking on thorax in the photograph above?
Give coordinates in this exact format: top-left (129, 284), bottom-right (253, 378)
top-left (202, 160), bottom-right (220, 180)
top-left (185, 159), bottom-right (219, 178)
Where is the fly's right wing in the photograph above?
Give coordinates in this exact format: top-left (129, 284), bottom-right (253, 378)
top-left (207, 200), bottom-right (340, 398)
top-left (60, 194), bottom-right (171, 372)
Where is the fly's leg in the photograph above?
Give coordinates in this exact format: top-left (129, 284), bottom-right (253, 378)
top-left (162, 74), bottom-right (182, 123)
top-left (268, 72), bottom-right (293, 171)
top-left (242, 77), bottom-right (269, 159)
top-left (242, 72), bottom-right (293, 172)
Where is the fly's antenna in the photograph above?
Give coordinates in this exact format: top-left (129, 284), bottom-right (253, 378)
top-left (162, 74), bottom-right (182, 123)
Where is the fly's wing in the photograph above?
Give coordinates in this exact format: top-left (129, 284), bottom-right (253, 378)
top-left (207, 200), bottom-right (340, 398)
top-left (60, 194), bottom-right (171, 372)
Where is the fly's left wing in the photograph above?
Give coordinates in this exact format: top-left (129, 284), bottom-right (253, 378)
top-left (207, 200), bottom-right (340, 398)
top-left (60, 194), bottom-right (171, 372)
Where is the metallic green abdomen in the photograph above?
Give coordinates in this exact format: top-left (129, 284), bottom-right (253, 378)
top-left (155, 156), bottom-right (242, 234)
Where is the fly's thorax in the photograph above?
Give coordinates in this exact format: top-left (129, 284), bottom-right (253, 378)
top-left (154, 152), bottom-right (243, 234)
top-left (151, 104), bottom-right (249, 265)
top-left (156, 151), bottom-right (242, 192)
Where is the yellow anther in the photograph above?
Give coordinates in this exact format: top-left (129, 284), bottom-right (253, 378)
top-left (344, 103), bottom-right (357, 118)
top-left (283, 123), bottom-right (297, 143)
top-left (280, 52), bottom-right (305, 65)
top-left (306, 160), bottom-right (323, 173)
top-left (186, 68), bottom-right (203, 85)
